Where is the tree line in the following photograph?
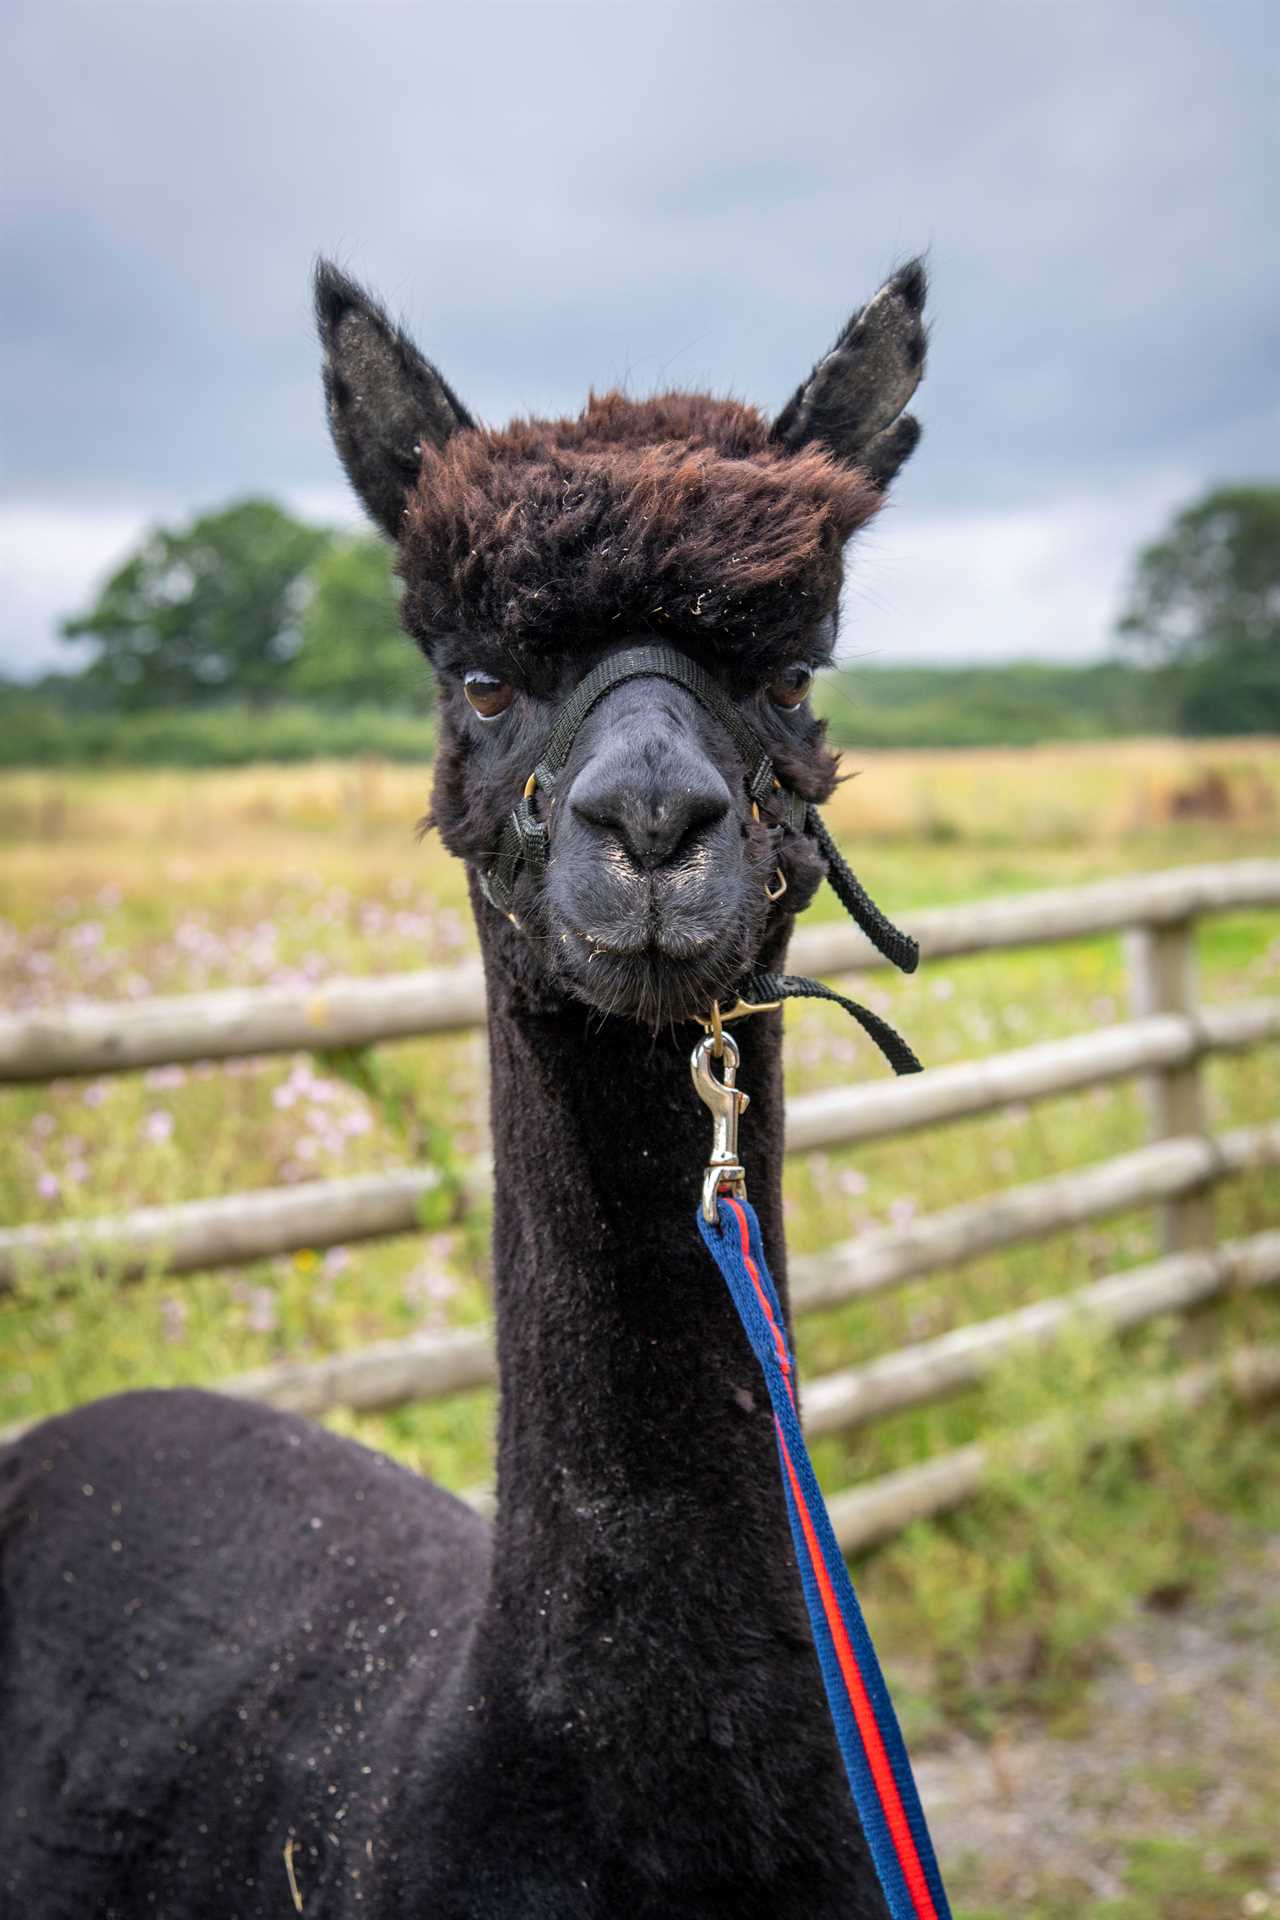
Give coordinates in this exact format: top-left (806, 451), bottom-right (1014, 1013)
top-left (56, 499), bottom-right (427, 712)
top-left (4, 483), bottom-right (1277, 763)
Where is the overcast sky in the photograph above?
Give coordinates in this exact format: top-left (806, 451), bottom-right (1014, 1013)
top-left (3, 0), bottom-right (1277, 679)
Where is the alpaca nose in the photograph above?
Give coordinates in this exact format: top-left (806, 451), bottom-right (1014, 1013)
top-left (569, 752), bottom-right (732, 870)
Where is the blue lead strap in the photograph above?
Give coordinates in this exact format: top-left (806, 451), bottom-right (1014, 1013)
top-left (697, 1193), bottom-right (951, 1920)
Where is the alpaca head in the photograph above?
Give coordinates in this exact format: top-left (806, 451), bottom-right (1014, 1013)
top-left (317, 259), bottom-right (926, 1024)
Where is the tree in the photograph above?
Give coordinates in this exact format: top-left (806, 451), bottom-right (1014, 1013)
top-left (61, 499), bottom-right (330, 707)
top-left (1117, 485), bottom-right (1280, 735)
top-left (288, 533), bottom-right (427, 707)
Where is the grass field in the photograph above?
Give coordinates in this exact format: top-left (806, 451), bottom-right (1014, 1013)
top-left (2, 735), bottom-right (1278, 1917)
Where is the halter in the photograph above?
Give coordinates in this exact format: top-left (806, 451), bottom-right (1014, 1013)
top-left (478, 642), bottom-right (922, 1075)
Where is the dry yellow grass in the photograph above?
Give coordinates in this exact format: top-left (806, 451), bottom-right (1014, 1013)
top-left (3, 734), bottom-right (1276, 842)
top-left (821, 735), bottom-right (1279, 842)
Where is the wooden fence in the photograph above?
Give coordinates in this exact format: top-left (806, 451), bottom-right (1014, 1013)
top-left (4, 858), bottom-right (1279, 1549)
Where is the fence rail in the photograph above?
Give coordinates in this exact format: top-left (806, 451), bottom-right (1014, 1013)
top-left (5, 1015), bottom-right (1276, 1292)
top-left (3, 860), bottom-right (1277, 1085)
top-left (790, 1120), bottom-right (1280, 1312)
top-left (804, 1230), bottom-right (1280, 1436)
top-left (783, 1001), bottom-right (1279, 1151)
top-left (4, 859), bottom-right (1279, 1541)
top-left (829, 1341), bottom-right (1280, 1552)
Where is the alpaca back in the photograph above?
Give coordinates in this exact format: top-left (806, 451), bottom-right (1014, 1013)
top-left (0, 1388), bottom-right (487, 1918)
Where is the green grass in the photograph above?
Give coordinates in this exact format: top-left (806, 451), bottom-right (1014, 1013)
top-left (817, 659), bottom-right (1173, 749)
top-left (0, 692), bottom-right (438, 768)
top-left (0, 659), bottom-right (1186, 767)
top-left (955, 1820), bottom-right (1280, 1920)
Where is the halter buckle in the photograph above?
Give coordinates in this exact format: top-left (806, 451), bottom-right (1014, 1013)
top-left (700, 993), bottom-right (783, 1031)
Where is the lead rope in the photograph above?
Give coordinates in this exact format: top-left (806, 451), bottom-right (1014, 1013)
top-left (690, 1067), bottom-right (951, 1917)
top-left (733, 967), bottom-right (922, 1076)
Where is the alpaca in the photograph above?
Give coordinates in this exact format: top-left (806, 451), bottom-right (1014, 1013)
top-left (0, 256), bottom-right (928, 1919)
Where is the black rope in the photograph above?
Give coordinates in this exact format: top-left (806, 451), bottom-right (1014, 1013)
top-left (806, 808), bottom-right (919, 976)
top-left (740, 969), bottom-right (923, 1077)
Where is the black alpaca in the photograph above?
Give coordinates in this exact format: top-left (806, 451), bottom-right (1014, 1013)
top-left (0, 257), bottom-right (928, 1918)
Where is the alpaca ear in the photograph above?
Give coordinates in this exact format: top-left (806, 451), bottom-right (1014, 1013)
top-left (772, 259), bottom-right (927, 490)
top-left (314, 259), bottom-right (474, 539)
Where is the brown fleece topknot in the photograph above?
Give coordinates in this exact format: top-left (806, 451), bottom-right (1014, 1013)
top-left (400, 392), bottom-right (882, 669)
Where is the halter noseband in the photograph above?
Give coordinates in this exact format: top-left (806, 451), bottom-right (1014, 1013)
top-left (477, 642), bottom-right (922, 1075)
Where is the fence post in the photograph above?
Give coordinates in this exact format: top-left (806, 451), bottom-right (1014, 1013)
top-left (1124, 916), bottom-right (1216, 1254)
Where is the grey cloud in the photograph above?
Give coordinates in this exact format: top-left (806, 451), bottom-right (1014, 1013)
top-left (1, 0), bottom-right (1277, 670)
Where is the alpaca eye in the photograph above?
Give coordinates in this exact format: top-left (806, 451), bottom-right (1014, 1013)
top-left (767, 663), bottom-right (813, 709)
top-left (464, 670), bottom-right (514, 719)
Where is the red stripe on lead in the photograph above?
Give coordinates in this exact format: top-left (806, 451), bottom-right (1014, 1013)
top-left (776, 1427), bottom-right (939, 1920)
top-left (723, 1195), bottom-right (794, 1408)
top-left (721, 1199), bottom-right (937, 1920)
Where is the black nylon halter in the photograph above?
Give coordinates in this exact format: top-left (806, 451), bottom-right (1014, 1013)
top-left (478, 643), bottom-right (922, 1075)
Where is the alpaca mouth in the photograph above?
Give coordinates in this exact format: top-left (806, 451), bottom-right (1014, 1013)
top-left (564, 915), bottom-right (718, 963)
top-left (552, 914), bottom-right (751, 1025)
top-left (544, 829), bottom-right (769, 1023)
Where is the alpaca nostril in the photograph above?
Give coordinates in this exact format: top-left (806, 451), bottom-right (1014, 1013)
top-left (570, 760), bottom-right (732, 871)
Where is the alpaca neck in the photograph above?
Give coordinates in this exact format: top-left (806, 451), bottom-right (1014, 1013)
top-left (462, 929), bottom-right (861, 1873)
top-left (483, 981), bottom-right (793, 1614)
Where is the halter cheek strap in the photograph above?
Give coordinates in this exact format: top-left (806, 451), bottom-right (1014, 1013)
top-left (477, 642), bottom-right (923, 1075)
